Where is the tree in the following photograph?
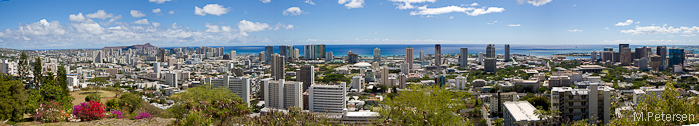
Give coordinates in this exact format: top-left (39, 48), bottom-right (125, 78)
top-left (33, 57), bottom-right (42, 89)
top-left (608, 82), bottom-right (699, 125)
top-left (534, 108), bottom-right (561, 125)
top-left (88, 77), bottom-right (106, 93)
top-left (379, 85), bottom-right (472, 125)
top-left (0, 74), bottom-right (28, 122)
top-left (18, 51), bottom-right (28, 87)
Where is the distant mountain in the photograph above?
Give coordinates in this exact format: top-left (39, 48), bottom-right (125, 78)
top-left (102, 43), bottom-right (159, 50)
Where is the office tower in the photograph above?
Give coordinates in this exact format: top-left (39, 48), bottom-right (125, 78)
top-left (347, 51), bottom-right (358, 64)
top-left (258, 52), bottom-right (264, 62)
top-left (153, 62), bottom-right (160, 74)
top-left (400, 63), bottom-right (409, 75)
top-left (380, 66), bottom-right (389, 85)
top-left (455, 76), bottom-right (467, 90)
top-left (669, 48), bottom-right (685, 66)
top-left (316, 44), bottom-right (325, 59)
top-left (613, 52), bottom-right (620, 63)
top-left (601, 51), bottom-right (613, 62)
top-left (435, 75), bottom-right (446, 87)
top-left (165, 73), bottom-right (178, 88)
top-left (619, 44), bottom-right (629, 50)
top-left (634, 47), bottom-right (643, 59)
top-left (94, 50), bottom-right (103, 63)
top-left (271, 54), bottom-right (285, 80)
top-left (264, 79), bottom-right (303, 109)
top-left (478, 52), bottom-right (484, 64)
top-left (551, 85), bottom-right (614, 124)
top-left (230, 50), bottom-right (237, 60)
top-left (308, 84), bottom-right (347, 113)
top-left (435, 44), bottom-right (442, 67)
top-left (264, 45), bottom-right (273, 64)
top-left (406, 47), bottom-right (413, 69)
top-left (298, 65), bottom-right (314, 92)
top-left (656, 46), bottom-right (667, 71)
top-left (398, 73), bottom-right (407, 89)
top-left (365, 69), bottom-right (376, 82)
top-left (208, 76), bottom-right (251, 106)
top-left (351, 75), bottom-right (364, 90)
top-left (326, 51), bottom-right (333, 61)
top-left (504, 44), bottom-right (510, 62)
top-left (650, 55), bottom-right (661, 71)
top-left (486, 44), bottom-right (496, 58)
top-left (279, 45), bottom-right (294, 62)
top-left (459, 48), bottom-right (468, 68)
top-left (604, 47), bottom-right (614, 52)
top-left (419, 50), bottom-right (425, 61)
top-left (304, 44), bottom-right (326, 60)
top-left (167, 58), bottom-right (176, 67)
top-left (620, 47), bottom-right (632, 66)
top-left (373, 47), bottom-right (381, 63)
top-left (639, 57), bottom-right (649, 71)
top-left (485, 58), bottom-right (496, 73)
top-left (294, 48), bottom-right (299, 60)
top-left (590, 51), bottom-right (598, 61)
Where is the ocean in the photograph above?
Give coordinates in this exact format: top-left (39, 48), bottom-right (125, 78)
top-left (163, 44), bottom-right (686, 57)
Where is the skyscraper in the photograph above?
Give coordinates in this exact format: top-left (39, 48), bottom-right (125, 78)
top-left (304, 44), bottom-right (326, 60)
top-left (620, 47), bottom-right (632, 66)
top-left (298, 65), bottom-right (314, 92)
top-left (373, 47), bottom-right (381, 63)
top-left (459, 48), bottom-right (468, 68)
top-left (486, 44), bottom-right (495, 58)
top-left (308, 84), bottom-right (346, 113)
top-left (153, 62), bottom-right (160, 74)
top-left (264, 79), bottom-right (302, 110)
top-left (419, 50), bottom-right (425, 61)
top-left (380, 66), bottom-right (389, 85)
top-left (619, 44), bottom-right (629, 50)
top-left (656, 46), bottom-right (667, 71)
top-left (165, 73), bottom-right (177, 88)
top-left (504, 44), bottom-right (510, 62)
top-left (591, 51), bottom-right (598, 61)
top-left (406, 47), bottom-right (413, 69)
top-left (485, 58), bottom-right (496, 73)
top-left (669, 48), bottom-right (685, 66)
top-left (279, 45), bottom-right (294, 62)
top-left (435, 44), bottom-right (441, 67)
top-left (230, 50), bottom-right (237, 60)
top-left (326, 51), bottom-right (333, 61)
top-left (271, 54), bottom-right (285, 80)
top-left (264, 45), bottom-right (273, 64)
top-left (347, 51), bottom-right (358, 64)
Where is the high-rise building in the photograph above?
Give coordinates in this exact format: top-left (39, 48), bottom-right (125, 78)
top-left (604, 47), bottom-right (614, 52)
top-left (373, 47), bottom-right (381, 63)
top-left (351, 75), bottom-right (364, 91)
top-left (551, 85), bottom-right (614, 124)
top-left (419, 50), bottom-right (425, 61)
top-left (485, 58), bottom-right (496, 73)
top-left (590, 51), bottom-right (598, 61)
top-left (294, 48), bottom-right (299, 60)
top-left (0, 59), bottom-right (18, 75)
top-left (669, 48), bottom-right (685, 67)
top-left (635, 47), bottom-right (644, 59)
top-left (158, 48), bottom-right (167, 62)
top-left (94, 50), bottom-right (103, 63)
top-left (478, 52), bottom-right (484, 64)
top-left (602, 51), bottom-right (613, 62)
top-left (435, 44), bottom-right (442, 67)
top-left (165, 73), bottom-right (178, 88)
top-left (459, 48), bottom-right (468, 68)
top-left (230, 50), bottom-right (237, 60)
top-left (304, 44), bottom-right (326, 60)
top-left (406, 47), bottom-right (413, 69)
top-left (259, 51), bottom-right (264, 62)
top-left (620, 47), bottom-right (632, 66)
top-left (298, 65), bottom-right (314, 92)
top-left (264, 79), bottom-right (303, 110)
top-left (650, 55), bottom-right (661, 71)
top-left (400, 63), bottom-right (409, 75)
top-left (455, 76), bottom-right (467, 90)
top-left (153, 62), bottom-right (160, 74)
top-left (503, 101), bottom-right (540, 126)
top-left (619, 44), bottom-right (629, 50)
top-left (613, 51), bottom-right (620, 63)
top-left (271, 54), bottom-right (285, 80)
top-left (504, 44), bottom-right (510, 62)
top-left (656, 46), bottom-right (667, 71)
top-left (264, 45), bottom-right (273, 64)
top-left (486, 44), bottom-right (496, 58)
top-left (347, 51), bottom-right (358, 64)
top-left (639, 57), bottom-right (649, 71)
top-left (326, 51), bottom-right (333, 61)
top-left (207, 76), bottom-right (251, 106)
top-left (380, 66), bottom-right (389, 85)
top-left (279, 45), bottom-right (294, 62)
top-left (308, 84), bottom-right (347, 113)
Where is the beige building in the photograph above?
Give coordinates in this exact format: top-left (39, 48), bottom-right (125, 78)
top-left (490, 92), bottom-right (520, 115)
top-left (551, 85), bottom-right (614, 124)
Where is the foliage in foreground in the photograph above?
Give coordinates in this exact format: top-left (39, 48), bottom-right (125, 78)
top-left (379, 85), bottom-right (472, 126)
top-left (169, 85), bottom-right (250, 125)
top-left (0, 74), bottom-right (27, 122)
top-left (608, 82), bottom-right (699, 125)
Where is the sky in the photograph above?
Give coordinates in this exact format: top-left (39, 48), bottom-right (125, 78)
top-left (0, 0), bottom-right (698, 49)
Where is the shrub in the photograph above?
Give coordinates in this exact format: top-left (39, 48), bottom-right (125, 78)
top-left (174, 111), bottom-right (212, 126)
top-left (35, 101), bottom-right (70, 123)
top-left (118, 93), bottom-right (142, 113)
top-left (85, 94), bottom-right (101, 103)
top-left (105, 98), bottom-right (119, 111)
top-left (110, 110), bottom-right (124, 119)
top-left (73, 100), bottom-right (106, 121)
top-left (135, 112), bottom-right (151, 119)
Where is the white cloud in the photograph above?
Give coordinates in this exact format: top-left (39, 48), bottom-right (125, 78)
top-left (605, 27), bottom-right (609, 29)
top-left (238, 20), bottom-right (270, 36)
top-left (205, 23), bottom-right (232, 32)
top-left (568, 29), bottom-right (582, 32)
top-left (620, 25), bottom-right (699, 36)
top-left (86, 10), bottom-right (115, 20)
top-left (389, 0), bottom-right (436, 10)
top-left (194, 4), bottom-right (230, 16)
top-left (148, 0), bottom-right (172, 4)
top-left (305, 0), bottom-right (315, 5)
top-left (134, 19), bottom-right (150, 25)
top-left (131, 10), bottom-right (146, 18)
top-left (72, 21), bottom-right (105, 34)
top-left (635, 21), bottom-right (640, 24)
top-left (69, 13), bottom-right (86, 22)
top-left (470, 3), bottom-right (479, 6)
top-left (274, 23), bottom-right (294, 30)
top-left (152, 22), bottom-right (161, 27)
top-left (487, 21), bottom-right (498, 25)
top-left (410, 5), bottom-right (473, 15)
top-left (508, 24), bottom-right (521, 27)
top-left (153, 8), bottom-right (161, 13)
top-left (338, 0), bottom-right (365, 9)
top-left (283, 7), bottom-right (306, 16)
top-left (468, 7), bottom-right (505, 16)
top-left (449, 16), bottom-right (454, 19)
top-left (5, 19), bottom-right (67, 36)
top-left (260, 0), bottom-right (271, 3)
top-left (168, 11), bottom-right (175, 14)
top-left (171, 22), bottom-right (180, 29)
top-left (517, 0), bottom-right (553, 7)
top-left (615, 19), bottom-right (634, 26)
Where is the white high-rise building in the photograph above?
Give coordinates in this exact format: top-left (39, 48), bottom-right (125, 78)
top-left (264, 79), bottom-right (303, 110)
top-left (67, 76), bottom-right (79, 87)
top-left (153, 62), bottom-right (160, 74)
top-left (351, 75), bottom-right (364, 91)
top-left (208, 76), bottom-right (252, 106)
top-left (165, 73), bottom-right (178, 88)
top-left (230, 50), bottom-right (237, 60)
top-left (373, 47), bottom-right (381, 63)
top-left (326, 51), bottom-right (333, 61)
top-left (309, 84), bottom-right (347, 113)
top-left (400, 63), bottom-right (409, 75)
top-left (455, 76), bottom-right (467, 90)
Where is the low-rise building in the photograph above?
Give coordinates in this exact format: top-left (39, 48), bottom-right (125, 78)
top-left (503, 101), bottom-right (540, 126)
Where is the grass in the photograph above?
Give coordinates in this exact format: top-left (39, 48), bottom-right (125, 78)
top-left (70, 90), bottom-right (118, 105)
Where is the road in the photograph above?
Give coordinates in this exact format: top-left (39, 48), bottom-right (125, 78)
top-left (481, 105), bottom-right (492, 126)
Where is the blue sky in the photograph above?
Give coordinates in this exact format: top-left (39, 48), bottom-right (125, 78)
top-left (0, 0), bottom-right (698, 49)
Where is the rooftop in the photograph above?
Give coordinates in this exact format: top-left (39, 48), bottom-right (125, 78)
top-left (503, 101), bottom-right (540, 122)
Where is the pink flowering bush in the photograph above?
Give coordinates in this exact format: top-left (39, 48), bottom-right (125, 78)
top-left (135, 112), bottom-right (151, 119)
top-left (73, 100), bottom-right (106, 121)
top-left (35, 101), bottom-right (70, 123)
top-left (110, 110), bottom-right (124, 119)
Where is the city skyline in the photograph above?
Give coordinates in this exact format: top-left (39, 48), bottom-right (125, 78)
top-left (1, 0), bottom-right (699, 49)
